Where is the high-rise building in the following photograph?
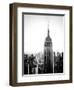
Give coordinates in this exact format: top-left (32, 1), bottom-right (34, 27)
top-left (44, 27), bottom-right (54, 73)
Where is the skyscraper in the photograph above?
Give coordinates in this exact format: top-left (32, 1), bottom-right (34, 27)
top-left (44, 27), bottom-right (54, 73)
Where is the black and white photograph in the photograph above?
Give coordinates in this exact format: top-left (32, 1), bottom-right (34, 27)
top-left (23, 14), bottom-right (64, 75)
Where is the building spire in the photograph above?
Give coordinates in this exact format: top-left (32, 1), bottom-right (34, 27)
top-left (47, 23), bottom-right (49, 37)
top-left (48, 29), bottom-right (49, 37)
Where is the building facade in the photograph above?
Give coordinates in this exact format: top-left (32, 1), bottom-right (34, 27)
top-left (44, 28), bottom-right (54, 73)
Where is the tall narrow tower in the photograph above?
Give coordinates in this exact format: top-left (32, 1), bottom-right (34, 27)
top-left (44, 27), bottom-right (54, 73)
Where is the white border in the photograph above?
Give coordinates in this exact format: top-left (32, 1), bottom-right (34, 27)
top-left (17, 7), bottom-right (70, 82)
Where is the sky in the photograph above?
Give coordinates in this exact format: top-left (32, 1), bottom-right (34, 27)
top-left (24, 15), bottom-right (64, 54)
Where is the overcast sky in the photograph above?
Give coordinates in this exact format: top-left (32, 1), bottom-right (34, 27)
top-left (24, 15), bottom-right (64, 54)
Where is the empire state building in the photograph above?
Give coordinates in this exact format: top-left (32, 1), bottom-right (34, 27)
top-left (44, 27), bottom-right (54, 73)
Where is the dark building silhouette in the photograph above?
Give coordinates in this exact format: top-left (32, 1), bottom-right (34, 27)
top-left (24, 54), bottom-right (37, 74)
top-left (44, 28), bottom-right (54, 73)
top-left (54, 52), bottom-right (63, 73)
